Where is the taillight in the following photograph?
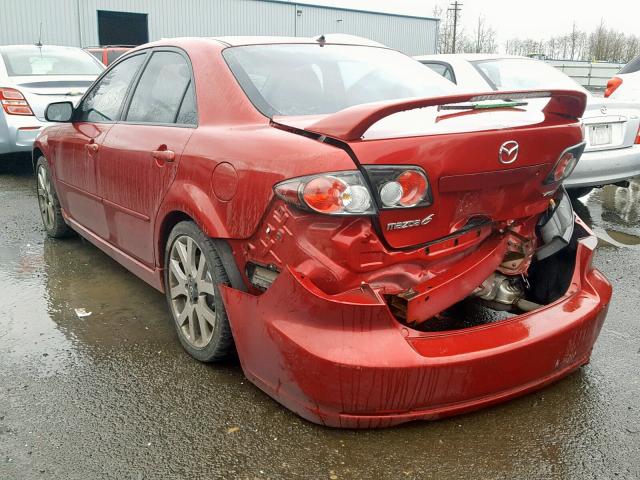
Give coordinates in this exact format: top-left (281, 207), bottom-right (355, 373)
top-left (635, 126), bottom-right (640, 145)
top-left (364, 166), bottom-right (432, 209)
top-left (604, 77), bottom-right (623, 98)
top-left (0, 88), bottom-right (34, 116)
top-left (274, 171), bottom-right (374, 215)
top-left (274, 166), bottom-right (432, 215)
top-left (544, 143), bottom-right (586, 184)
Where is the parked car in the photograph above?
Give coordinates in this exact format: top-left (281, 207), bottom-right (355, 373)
top-left (416, 54), bottom-right (640, 198)
top-left (85, 45), bottom-right (134, 66)
top-left (35, 36), bottom-right (611, 428)
top-left (0, 44), bottom-right (103, 158)
top-left (605, 54), bottom-right (640, 103)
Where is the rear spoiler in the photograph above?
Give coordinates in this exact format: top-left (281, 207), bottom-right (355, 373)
top-left (274, 90), bottom-right (587, 142)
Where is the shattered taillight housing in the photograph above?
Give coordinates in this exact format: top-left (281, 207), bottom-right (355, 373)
top-left (273, 166), bottom-right (432, 215)
top-left (544, 142), bottom-right (586, 185)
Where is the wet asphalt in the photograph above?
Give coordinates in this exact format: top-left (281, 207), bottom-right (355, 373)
top-left (0, 156), bottom-right (639, 480)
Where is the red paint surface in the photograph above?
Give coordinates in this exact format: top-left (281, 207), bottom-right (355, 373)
top-left (220, 233), bottom-right (610, 428)
top-left (34, 37), bottom-right (610, 428)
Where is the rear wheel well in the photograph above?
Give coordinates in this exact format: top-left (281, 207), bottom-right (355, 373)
top-left (158, 211), bottom-right (193, 268)
top-left (157, 211), bottom-right (247, 292)
top-left (32, 148), bottom-right (43, 170)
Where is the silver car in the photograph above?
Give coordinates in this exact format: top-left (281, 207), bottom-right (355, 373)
top-left (0, 45), bottom-right (103, 158)
top-left (415, 54), bottom-right (640, 197)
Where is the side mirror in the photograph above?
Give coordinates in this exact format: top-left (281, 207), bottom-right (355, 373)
top-left (45, 102), bottom-right (74, 122)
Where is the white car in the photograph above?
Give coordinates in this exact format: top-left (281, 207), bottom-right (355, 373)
top-left (415, 54), bottom-right (640, 197)
top-left (0, 45), bottom-right (103, 159)
top-left (605, 54), bottom-right (640, 103)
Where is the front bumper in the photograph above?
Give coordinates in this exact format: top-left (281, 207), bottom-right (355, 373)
top-left (564, 144), bottom-right (640, 188)
top-left (220, 220), bottom-right (612, 428)
top-left (0, 112), bottom-right (50, 156)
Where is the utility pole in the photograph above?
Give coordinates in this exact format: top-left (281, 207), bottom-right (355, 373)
top-left (448, 1), bottom-right (463, 54)
top-left (570, 21), bottom-right (577, 60)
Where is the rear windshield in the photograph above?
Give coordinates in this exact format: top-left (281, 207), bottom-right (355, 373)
top-left (223, 44), bottom-right (457, 117)
top-left (0, 46), bottom-right (103, 76)
top-left (620, 55), bottom-right (640, 74)
top-left (471, 58), bottom-right (587, 93)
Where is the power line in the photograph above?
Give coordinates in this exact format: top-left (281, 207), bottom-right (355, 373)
top-left (448, 1), bottom-right (463, 54)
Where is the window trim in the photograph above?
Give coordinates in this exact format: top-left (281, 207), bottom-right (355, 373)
top-left (72, 51), bottom-right (148, 124)
top-left (419, 60), bottom-right (457, 84)
top-left (119, 46), bottom-right (199, 129)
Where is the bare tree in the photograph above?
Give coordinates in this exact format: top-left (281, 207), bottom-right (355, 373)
top-left (432, 3), bottom-right (497, 55)
top-left (468, 15), bottom-right (497, 53)
top-left (504, 21), bottom-right (639, 62)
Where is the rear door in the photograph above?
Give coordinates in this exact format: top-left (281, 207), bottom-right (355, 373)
top-left (97, 49), bottom-right (196, 266)
top-left (52, 52), bottom-right (146, 237)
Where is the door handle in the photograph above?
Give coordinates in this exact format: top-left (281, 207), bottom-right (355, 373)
top-left (151, 149), bottom-right (175, 163)
top-left (85, 143), bottom-right (99, 153)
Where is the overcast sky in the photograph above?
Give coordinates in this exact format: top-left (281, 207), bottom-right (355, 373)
top-left (307, 0), bottom-right (640, 46)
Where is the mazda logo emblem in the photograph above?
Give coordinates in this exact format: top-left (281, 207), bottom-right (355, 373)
top-left (499, 141), bottom-right (519, 164)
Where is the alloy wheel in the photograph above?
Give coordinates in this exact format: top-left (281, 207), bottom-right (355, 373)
top-left (37, 165), bottom-right (56, 231)
top-left (168, 235), bottom-right (217, 349)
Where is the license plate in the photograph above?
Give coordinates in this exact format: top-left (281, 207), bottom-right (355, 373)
top-left (590, 124), bottom-right (612, 146)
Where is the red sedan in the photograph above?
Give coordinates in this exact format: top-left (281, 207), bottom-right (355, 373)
top-left (34, 36), bottom-right (611, 428)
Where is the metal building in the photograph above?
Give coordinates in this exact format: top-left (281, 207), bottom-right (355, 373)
top-left (0, 0), bottom-right (439, 55)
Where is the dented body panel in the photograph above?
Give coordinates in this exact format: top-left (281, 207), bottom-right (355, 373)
top-left (220, 224), bottom-right (611, 428)
top-left (34, 36), bottom-right (612, 428)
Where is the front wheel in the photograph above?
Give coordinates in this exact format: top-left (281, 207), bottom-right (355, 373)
top-left (164, 221), bottom-right (235, 362)
top-left (35, 156), bottom-right (73, 238)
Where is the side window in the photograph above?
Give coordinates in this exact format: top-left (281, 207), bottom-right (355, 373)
top-left (76, 54), bottom-right (145, 122)
top-left (88, 50), bottom-right (102, 62)
top-left (176, 82), bottom-right (197, 125)
top-left (126, 51), bottom-right (193, 124)
top-left (107, 49), bottom-right (126, 65)
top-left (422, 62), bottom-right (456, 84)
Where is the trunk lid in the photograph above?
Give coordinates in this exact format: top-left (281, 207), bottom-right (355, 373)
top-left (9, 75), bottom-right (97, 120)
top-left (274, 90), bottom-right (586, 249)
top-left (582, 96), bottom-right (640, 151)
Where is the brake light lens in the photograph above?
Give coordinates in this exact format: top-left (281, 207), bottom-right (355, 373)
top-left (604, 77), bottom-right (623, 98)
top-left (0, 88), bottom-right (34, 116)
top-left (364, 166), bottom-right (432, 209)
top-left (636, 125), bottom-right (640, 145)
top-left (274, 171), bottom-right (374, 215)
top-left (544, 143), bottom-right (586, 184)
top-left (274, 166), bottom-right (432, 215)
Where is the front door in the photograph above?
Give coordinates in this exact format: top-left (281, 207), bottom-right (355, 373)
top-left (53, 52), bottom-right (147, 237)
top-left (98, 50), bottom-right (197, 266)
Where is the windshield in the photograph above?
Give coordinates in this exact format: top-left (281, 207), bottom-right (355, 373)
top-left (471, 58), bottom-right (587, 93)
top-left (0, 46), bottom-right (103, 77)
top-left (223, 44), bottom-right (457, 117)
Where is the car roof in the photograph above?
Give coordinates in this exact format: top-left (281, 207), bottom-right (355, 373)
top-left (137, 34), bottom-right (387, 51)
top-left (211, 34), bottom-right (385, 47)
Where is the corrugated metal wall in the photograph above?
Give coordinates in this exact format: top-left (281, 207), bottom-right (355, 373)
top-left (0, 0), bottom-right (438, 55)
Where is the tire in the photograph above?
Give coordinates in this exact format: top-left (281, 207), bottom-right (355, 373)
top-left (164, 221), bottom-right (235, 362)
top-left (567, 186), bottom-right (594, 199)
top-left (35, 156), bottom-right (73, 238)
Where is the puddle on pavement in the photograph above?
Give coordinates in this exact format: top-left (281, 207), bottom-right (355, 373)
top-left (572, 177), bottom-right (640, 249)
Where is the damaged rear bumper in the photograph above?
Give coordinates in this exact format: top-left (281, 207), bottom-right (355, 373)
top-left (220, 220), bottom-right (611, 428)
